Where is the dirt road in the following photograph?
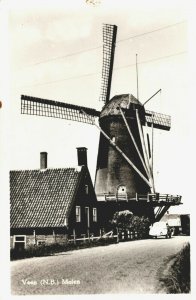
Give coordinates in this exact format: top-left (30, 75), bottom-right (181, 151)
top-left (11, 236), bottom-right (189, 295)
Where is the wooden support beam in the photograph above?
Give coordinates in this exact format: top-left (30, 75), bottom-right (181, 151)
top-left (151, 116), bottom-right (154, 177)
top-left (155, 205), bottom-right (171, 222)
top-left (142, 89), bottom-right (161, 106)
top-left (136, 109), bottom-right (155, 193)
top-left (136, 193), bottom-right (138, 201)
top-left (146, 133), bottom-right (151, 159)
top-left (120, 107), bottom-right (150, 178)
top-left (81, 110), bottom-right (152, 188)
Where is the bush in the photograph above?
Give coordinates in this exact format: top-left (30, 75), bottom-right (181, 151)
top-left (159, 243), bottom-right (190, 293)
top-left (111, 210), bottom-right (150, 238)
top-left (10, 237), bottom-right (117, 261)
top-left (10, 243), bottom-right (67, 260)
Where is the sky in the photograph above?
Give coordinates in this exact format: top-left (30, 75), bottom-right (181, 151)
top-left (0, 0), bottom-right (194, 217)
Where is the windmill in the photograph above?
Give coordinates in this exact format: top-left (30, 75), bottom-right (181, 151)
top-left (21, 24), bottom-right (181, 224)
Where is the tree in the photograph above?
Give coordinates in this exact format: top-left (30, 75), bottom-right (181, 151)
top-left (111, 210), bottom-right (150, 238)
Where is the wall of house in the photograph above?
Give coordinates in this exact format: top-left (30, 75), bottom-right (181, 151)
top-left (10, 228), bottom-right (68, 249)
top-left (68, 169), bottom-right (100, 237)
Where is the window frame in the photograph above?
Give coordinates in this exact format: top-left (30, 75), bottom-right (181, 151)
top-left (76, 206), bottom-right (81, 222)
top-left (85, 184), bottom-right (89, 195)
top-left (13, 235), bottom-right (26, 249)
top-left (93, 208), bottom-right (97, 222)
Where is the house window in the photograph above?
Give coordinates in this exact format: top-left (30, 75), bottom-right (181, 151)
top-left (85, 184), bottom-right (89, 195)
top-left (93, 208), bottom-right (97, 222)
top-left (14, 235), bottom-right (26, 250)
top-left (76, 206), bottom-right (81, 222)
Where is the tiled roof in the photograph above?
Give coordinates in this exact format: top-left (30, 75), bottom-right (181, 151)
top-left (10, 167), bottom-right (83, 228)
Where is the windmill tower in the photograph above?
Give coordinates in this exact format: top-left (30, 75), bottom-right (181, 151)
top-left (21, 24), bottom-right (182, 224)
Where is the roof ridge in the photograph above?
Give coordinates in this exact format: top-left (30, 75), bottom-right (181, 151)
top-left (10, 166), bottom-right (82, 172)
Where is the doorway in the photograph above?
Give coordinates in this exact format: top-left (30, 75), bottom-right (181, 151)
top-left (85, 207), bottom-right (90, 229)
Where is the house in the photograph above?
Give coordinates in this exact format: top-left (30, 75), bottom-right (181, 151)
top-left (10, 148), bottom-right (99, 250)
top-left (161, 213), bottom-right (190, 235)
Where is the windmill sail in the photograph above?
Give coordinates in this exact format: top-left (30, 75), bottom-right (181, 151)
top-left (99, 24), bottom-right (117, 104)
top-left (145, 110), bottom-right (171, 131)
top-left (21, 95), bottom-right (100, 125)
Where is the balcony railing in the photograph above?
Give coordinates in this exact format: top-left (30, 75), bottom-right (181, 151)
top-left (98, 192), bottom-right (182, 205)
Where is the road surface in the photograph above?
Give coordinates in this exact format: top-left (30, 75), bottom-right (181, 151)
top-left (11, 236), bottom-right (189, 295)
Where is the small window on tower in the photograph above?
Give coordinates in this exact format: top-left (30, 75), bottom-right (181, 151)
top-left (118, 186), bottom-right (127, 199)
top-left (119, 186), bottom-right (126, 194)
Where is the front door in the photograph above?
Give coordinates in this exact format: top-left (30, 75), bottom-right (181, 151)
top-left (85, 207), bottom-right (90, 231)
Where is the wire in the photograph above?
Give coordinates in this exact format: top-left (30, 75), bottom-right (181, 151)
top-left (19, 20), bottom-right (186, 69)
top-left (117, 51), bottom-right (187, 69)
top-left (17, 50), bottom-right (187, 89)
top-left (26, 45), bottom-right (102, 67)
top-left (117, 20), bottom-right (186, 43)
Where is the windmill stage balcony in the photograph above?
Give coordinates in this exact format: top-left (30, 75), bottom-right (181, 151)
top-left (97, 192), bottom-right (182, 206)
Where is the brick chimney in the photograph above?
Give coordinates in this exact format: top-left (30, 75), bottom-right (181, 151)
top-left (77, 147), bottom-right (88, 166)
top-left (40, 152), bottom-right (47, 169)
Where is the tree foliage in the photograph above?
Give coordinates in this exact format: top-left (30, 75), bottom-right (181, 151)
top-left (111, 210), bottom-right (150, 237)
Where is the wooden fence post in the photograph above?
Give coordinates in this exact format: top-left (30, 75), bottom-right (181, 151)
top-left (33, 229), bottom-right (36, 245)
top-left (73, 229), bottom-right (76, 245)
top-left (116, 227), bottom-right (119, 243)
top-left (87, 229), bottom-right (90, 243)
top-left (53, 229), bottom-right (56, 243)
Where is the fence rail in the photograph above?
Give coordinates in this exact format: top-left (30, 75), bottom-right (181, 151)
top-left (68, 230), bottom-right (144, 244)
top-left (101, 192), bottom-right (182, 204)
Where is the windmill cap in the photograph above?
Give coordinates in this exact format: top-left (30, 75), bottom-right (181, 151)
top-left (100, 94), bottom-right (143, 118)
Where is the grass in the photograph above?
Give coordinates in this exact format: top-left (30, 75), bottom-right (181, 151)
top-left (159, 243), bottom-right (190, 293)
